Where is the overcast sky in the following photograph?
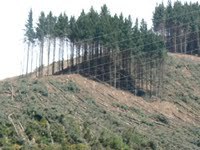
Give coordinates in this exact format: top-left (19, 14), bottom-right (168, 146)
top-left (0, 0), bottom-right (198, 80)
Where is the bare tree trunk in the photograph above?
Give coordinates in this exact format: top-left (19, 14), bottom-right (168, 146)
top-left (76, 43), bottom-right (80, 73)
top-left (160, 58), bottom-right (165, 97)
top-left (157, 57), bottom-right (163, 97)
top-left (149, 55), bottom-right (153, 97)
top-left (70, 42), bottom-right (74, 70)
top-left (133, 57), bottom-right (137, 95)
top-left (180, 31), bottom-right (183, 53)
top-left (58, 39), bottom-right (61, 72)
top-left (61, 38), bottom-right (64, 71)
top-left (39, 40), bottom-right (44, 77)
top-left (47, 38), bottom-right (51, 75)
top-left (41, 41), bottom-right (44, 77)
top-left (173, 31), bottom-right (177, 53)
top-left (101, 45), bottom-right (105, 81)
top-left (26, 42), bottom-right (30, 75)
top-left (66, 40), bottom-right (70, 69)
top-left (196, 27), bottom-right (200, 56)
top-left (36, 49), bottom-right (38, 77)
top-left (184, 30), bottom-right (187, 53)
top-left (145, 53), bottom-right (148, 94)
top-left (30, 44), bottom-right (34, 73)
top-left (109, 49), bottom-right (113, 86)
top-left (52, 38), bottom-right (56, 75)
top-left (113, 52), bottom-right (117, 88)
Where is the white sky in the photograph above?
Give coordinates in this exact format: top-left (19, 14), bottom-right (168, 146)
top-left (0, 0), bottom-right (198, 80)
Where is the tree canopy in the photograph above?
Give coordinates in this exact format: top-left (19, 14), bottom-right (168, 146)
top-left (153, 1), bottom-right (200, 55)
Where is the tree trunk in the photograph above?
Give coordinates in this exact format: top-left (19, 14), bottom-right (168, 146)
top-left (39, 40), bottom-right (44, 77)
top-left (70, 42), bottom-right (74, 70)
top-left (113, 52), bottom-right (117, 88)
top-left (196, 27), bottom-right (200, 56)
top-left (76, 43), bottom-right (80, 73)
top-left (26, 42), bottom-right (30, 75)
top-left (52, 38), bottom-right (56, 75)
top-left (47, 38), bottom-right (51, 75)
top-left (61, 38), bottom-right (64, 71)
top-left (58, 39), bottom-right (61, 72)
top-left (30, 44), bottom-right (34, 73)
top-left (173, 31), bottom-right (177, 53)
top-left (109, 49), bottom-right (113, 86)
top-left (184, 30), bottom-right (187, 53)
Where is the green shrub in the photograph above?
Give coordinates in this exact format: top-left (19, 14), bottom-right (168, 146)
top-left (61, 80), bottom-right (80, 93)
top-left (112, 103), bottom-right (129, 111)
top-left (154, 114), bottom-right (169, 125)
top-left (60, 116), bottom-right (83, 144)
top-left (67, 144), bottom-right (90, 150)
top-left (99, 131), bottom-right (128, 150)
top-left (148, 141), bottom-right (157, 150)
top-left (109, 136), bottom-right (126, 150)
top-left (32, 84), bottom-right (48, 97)
top-left (51, 124), bottom-right (67, 143)
top-left (122, 127), bottom-right (153, 149)
top-left (25, 121), bottom-right (51, 144)
top-left (141, 120), bottom-right (154, 126)
top-left (85, 97), bottom-right (96, 105)
top-left (91, 141), bottom-right (103, 150)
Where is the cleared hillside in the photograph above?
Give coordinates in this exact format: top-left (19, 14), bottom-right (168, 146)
top-left (0, 53), bottom-right (200, 150)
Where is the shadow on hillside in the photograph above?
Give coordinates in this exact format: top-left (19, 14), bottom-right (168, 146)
top-left (54, 60), bottom-right (148, 97)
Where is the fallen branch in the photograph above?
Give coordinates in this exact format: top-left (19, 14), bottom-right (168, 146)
top-left (8, 113), bottom-right (19, 136)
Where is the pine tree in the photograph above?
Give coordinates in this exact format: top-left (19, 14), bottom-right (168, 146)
top-left (46, 11), bottom-right (56, 75)
top-left (55, 13), bottom-right (67, 72)
top-left (69, 16), bottom-right (77, 70)
top-left (24, 9), bottom-right (35, 75)
top-left (153, 3), bottom-right (165, 41)
top-left (36, 11), bottom-right (46, 77)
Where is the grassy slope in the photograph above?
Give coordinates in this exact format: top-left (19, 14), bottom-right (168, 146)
top-left (0, 53), bottom-right (200, 150)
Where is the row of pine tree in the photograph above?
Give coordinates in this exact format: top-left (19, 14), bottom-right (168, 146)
top-left (153, 1), bottom-right (200, 55)
top-left (24, 4), bottom-right (165, 96)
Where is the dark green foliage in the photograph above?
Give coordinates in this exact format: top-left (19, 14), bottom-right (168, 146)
top-left (191, 140), bottom-right (200, 147)
top-left (59, 116), bottom-right (83, 144)
top-left (36, 11), bottom-right (47, 77)
top-left (112, 103), bottom-right (129, 111)
top-left (31, 82), bottom-right (48, 97)
top-left (153, 1), bottom-right (200, 55)
top-left (122, 128), bottom-right (147, 148)
top-left (99, 131), bottom-right (128, 150)
top-left (2, 81), bottom-right (11, 92)
top-left (62, 80), bottom-right (80, 93)
top-left (24, 9), bottom-right (35, 43)
top-left (0, 122), bottom-right (17, 147)
top-left (154, 114), bottom-right (170, 125)
top-left (85, 97), bottom-right (96, 105)
top-left (50, 79), bottom-right (80, 93)
top-left (24, 9), bottom-right (35, 74)
top-left (18, 80), bottom-right (29, 95)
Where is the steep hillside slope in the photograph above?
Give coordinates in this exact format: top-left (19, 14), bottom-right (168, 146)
top-left (0, 54), bottom-right (200, 150)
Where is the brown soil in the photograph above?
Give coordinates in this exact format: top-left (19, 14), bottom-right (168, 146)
top-left (168, 52), bottom-right (200, 63)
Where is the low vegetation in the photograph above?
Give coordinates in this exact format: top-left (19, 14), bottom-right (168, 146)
top-left (0, 54), bottom-right (200, 149)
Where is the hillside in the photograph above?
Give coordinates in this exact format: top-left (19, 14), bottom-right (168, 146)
top-left (0, 53), bottom-right (200, 150)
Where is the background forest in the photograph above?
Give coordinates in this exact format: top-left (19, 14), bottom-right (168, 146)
top-left (153, 1), bottom-right (200, 55)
